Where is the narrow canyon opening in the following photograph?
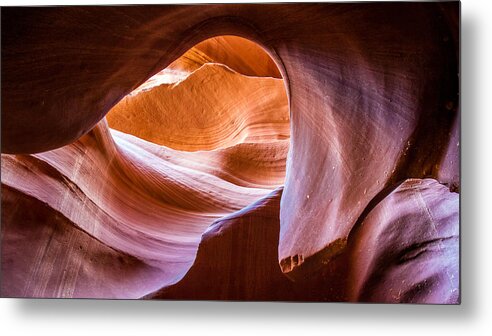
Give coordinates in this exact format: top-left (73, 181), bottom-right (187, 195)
top-left (0, 35), bottom-right (291, 298)
top-left (106, 35), bottom-right (290, 189)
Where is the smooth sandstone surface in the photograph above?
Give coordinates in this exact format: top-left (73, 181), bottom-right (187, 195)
top-left (1, 118), bottom-right (287, 297)
top-left (1, 185), bottom-right (168, 299)
top-left (346, 179), bottom-right (459, 303)
top-left (127, 36), bottom-right (281, 94)
top-left (1, 34), bottom-right (290, 298)
top-left (145, 187), bottom-right (300, 301)
top-left (1, 4), bottom-right (459, 302)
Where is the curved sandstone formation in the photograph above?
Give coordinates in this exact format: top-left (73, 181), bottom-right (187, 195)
top-left (346, 179), bottom-right (459, 303)
top-left (1, 118), bottom-right (286, 297)
top-left (1, 185), bottom-right (168, 299)
top-left (106, 63), bottom-right (289, 151)
top-left (145, 187), bottom-right (301, 301)
top-left (187, 35), bottom-right (282, 79)
top-left (133, 35), bottom-right (282, 93)
top-left (1, 3), bottom-right (459, 302)
top-left (1, 32), bottom-right (290, 298)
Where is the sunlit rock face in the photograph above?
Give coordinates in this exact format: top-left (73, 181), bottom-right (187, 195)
top-left (130, 35), bottom-right (282, 93)
top-left (106, 64), bottom-right (289, 152)
top-left (1, 3), bottom-right (459, 302)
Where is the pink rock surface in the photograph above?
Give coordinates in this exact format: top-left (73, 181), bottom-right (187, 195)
top-left (1, 185), bottom-right (167, 299)
top-left (346, 178), bottom-right (459, 303)
top-left (1, 116), bottom-right (287, 297)
top-left (146, 187), bottom-right (300, 301)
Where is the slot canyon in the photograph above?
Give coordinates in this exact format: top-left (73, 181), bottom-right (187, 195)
top-left (1, 3), bottom-right (459, 303)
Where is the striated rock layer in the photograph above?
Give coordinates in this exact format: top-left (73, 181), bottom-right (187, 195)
top-left (1, 3), bottom-right (459, 302)
top-left (1, 34), bottom-right (290, 298)
top-left (132, 35), bottom-right (282, 93)
top-left (1, 119), bottom-right (288, 298)
top-left (106, 63), bottom-right (289, 151)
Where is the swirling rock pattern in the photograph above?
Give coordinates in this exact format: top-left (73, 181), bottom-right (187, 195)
top-left (106, 63), bottom-right (289, 151)
top-left (1, 3), bottom-right (459, 303)
top-left (132, 35), bottom-right (282, 93)
top-left (1, 112), bottom-right (288, 297)
top-left (1, 34), bottom-right (289, 298)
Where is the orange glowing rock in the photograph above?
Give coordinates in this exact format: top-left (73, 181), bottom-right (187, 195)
top-left (106, 63), bottom-right (289, 151)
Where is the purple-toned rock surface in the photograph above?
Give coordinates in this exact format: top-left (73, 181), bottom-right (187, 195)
top-left (347, 179), bottom-right (459, 303)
